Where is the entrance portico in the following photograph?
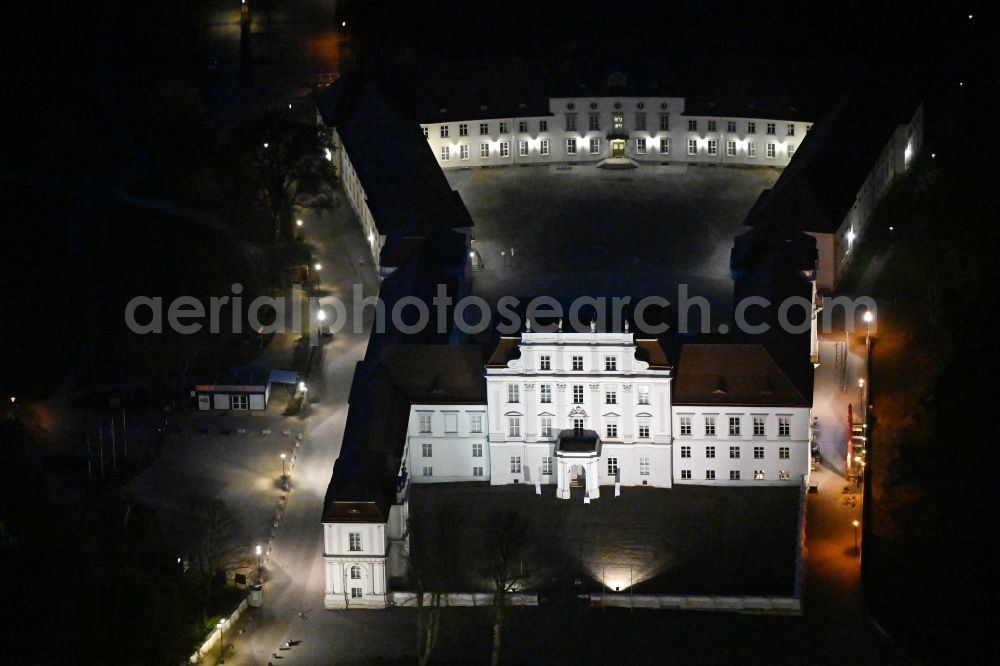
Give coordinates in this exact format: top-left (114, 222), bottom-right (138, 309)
top-left (555, 428), bottom-right (601, 500)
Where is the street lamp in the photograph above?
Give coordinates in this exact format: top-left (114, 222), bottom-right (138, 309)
top-left (217, 619), bottom-right (226, 663)
top-left (255, 544), bottom-right (263, 583)
top-left (296, 219), bottom-right (304, 227)
top-left (852, 520), bottom-right (860, 555)
top-left (863, 310), bottom-right (874, 352)
top-left (314, 262), bottom-right (322, 271)
top-left (280, 452), bottom-right (287, 478)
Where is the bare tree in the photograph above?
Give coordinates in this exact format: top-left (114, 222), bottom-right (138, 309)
top-left (406, 508), bottom-right (463, 666)
top-left (484, 510), bottom-right (529, 666)
top-left (171, 496), bottom-right (246, 616)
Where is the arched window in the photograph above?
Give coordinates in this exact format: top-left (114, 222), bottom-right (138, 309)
top-left (350, 565), bottom-right (361, 580)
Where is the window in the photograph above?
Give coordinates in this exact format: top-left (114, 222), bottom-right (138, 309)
top-left (613, 113), bottom-right (624, 130)
top-left (636, 138), bottom-right (646, 154)
top-left (440, 146), bottom-right (450, 161)
top-left (422, 127), bottom-right (429, 138)
top-left (660, 137), bottom-right (671, 154)
top-left (518, 120), bottom-right (528, 133)
top-left (778, 416), bottom-right (790, 437)
top-left (659, 114), bottom-right (670, 131)
top-left (479, 122), bottom-right (489, 135)
top-left (707, 140), bottom-right (717, 156)
top-left (470, 414), bottom-right (483, 433)
top-left (707, 120), bottom-right (717, 132)
top-left (728, 416), bottom-right (741, 436)
top-left (638, 421), bottom-right (650, 439)
top-left (460, 144), bottom-right (469, 160)
top-left (754, 446), bottom-right (764, 459)
top-left (680, 416), bottom-right (692, 436)
top-left (419, 413), bottom-right (432, 433)
top-left (589, 138), bottom-right (601, 154)
top-left (779, 470), bottom-right (790, 480)
top-left (459, 123), bottom-right (468, 136)
top-left (607, 458), bottom-right (619, 476)
top-left (787, 123), bottom-right (795, 136)
top-left (754, 470), bottom-right (765, 480)
top-left (748, 141), bottom-right (757, 157)
top-left (638, 386), bottom-right (650, 405)
top-left (730, 470), bottom-right (741, 480)
top-left (349, 532), bottom-right (362, 551)
top-left (726, 120), bottom-right (737, 132)
top-left (706, 445), bottom-right (716, 458)
top-left (473, 443), bottom-right (483, 457)
top-left (747, 121), bottom-right (756, 134)
top-left (540, 384), bottom-right (552, 403)
top-left (542, 456), bottom-right (553, 475)
top-left (539, 355), bottom-right (551, 370)
top-left (508, 417), bottom-right (521, 437)
top-left (566, 114), bottom-right (577, 131)
top-left (687, 139), bottom-right (697, 155)
top-left (541, 417), bottom-right (553, 437)
top-left (518, 140), bottom-right (528, 157)
top-left (766, 122), bottom-right (776, 135)
top-left (350, 565), bottom-right (361, 580)
top-left (730, 446), bottom-right (740, 459)
top-left (499, 142), bottom-right (509, 158)
top-left (539, 120), bottom-right (548, 132)
top-left (634, 112), bottom-right (646, 131)
top-left (688, 119), bottom-right (697, 131)
top-left (351, 587), bottom-right (363, 599)
top-left (423, 466), bottom-right (433, 477)
top-left (605, 389), bottom-right (617, 404)
top-left (508, 384), bottom-right (520, 403)
top-left (573, 385), bottom-right (584, 404)
top-left (540, 139), bottom-right (549, 156)
top-left (767, 143), bottom-right (776, 159)
top-left (705, 416), bottom-right (716, 436)
top-left (680, 445), bottom-right (691, 458)
top-left (566, 138), bottom-right (577, 155)
top-left (480, 143), bottom-right (490, 158)
top-left (499, 121), bottom-right (509, 133)
top-left (779, 446), bottom-right (790, 459)
top-left (726, 140), bottom-right (736, 157)
top-left (639, 457), bottom-right (650, 476)
top-left (606, 422), bottom-right (618, 438)
top-left (573, 417), bottom-right (585, 430)
top-left (232, 394), bottom-right (248, 410)
top-left (440, 126), bottom-right (449, 138)
top-left (681, 469), bottom-right (692, 479)
top-left (753, 416), bottom-right (765, 437)
top-left (787, 144), bottom-right (795, 158)
top-left (706, 470), bottom-right (716, 480)
top-left (605, 356), bottom-right (617, 371)
top-left (589, 113), bottom-right (600, 131)
top-left (473, 466), bottom-right (484, 477)
top-left (421, 442), bottom-right (432, 458)
top-left (572, 356), bottom-right (584, 371)
top-left (510, 456), bottom-right (521, 473)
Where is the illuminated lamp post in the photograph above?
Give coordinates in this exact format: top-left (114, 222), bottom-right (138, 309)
top-left (852, 520), bottom-right (860, 556)
top-left (280, 452), bottom-right (287, 478)
top-left (255, 544), bottom-right (263, 583)
top-left (217, 619), bottom-right (226, 663)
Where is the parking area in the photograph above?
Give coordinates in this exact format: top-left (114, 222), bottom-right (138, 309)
top-left (448, 163), bottom-right (781, 327)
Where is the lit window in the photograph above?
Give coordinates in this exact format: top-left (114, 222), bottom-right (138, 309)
top-left (613, 113), bottom-right (624, 130)
top-left (422, 127), bottom-right (428, 139)
top-left (778, 470), bottom-right (790, 480)
top-left (754, 470), bottom-right (765, 480)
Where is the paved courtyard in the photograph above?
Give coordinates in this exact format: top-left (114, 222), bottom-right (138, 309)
top-left (448, 163), bottom-right (781, 328)
top-left (408, 481), bottom-right (802, 597)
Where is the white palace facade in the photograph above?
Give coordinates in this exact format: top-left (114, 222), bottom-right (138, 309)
top-left (322, 334), bottom-right (812, 608)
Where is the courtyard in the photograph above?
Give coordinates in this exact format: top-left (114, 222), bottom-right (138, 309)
top-left (407, 481), bottom-right (801, 597)
top-left (448, 163), bottom-right (781, 329)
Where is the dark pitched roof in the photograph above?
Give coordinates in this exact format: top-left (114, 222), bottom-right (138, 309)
top-left (322, 345), bottom-right (486, 524)
top-left (635, 339), bottom-right (671, 369)
top-left (673, 344), bottom-right (808, 407)
top-left (485, 337), bottom-right (520, 368)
